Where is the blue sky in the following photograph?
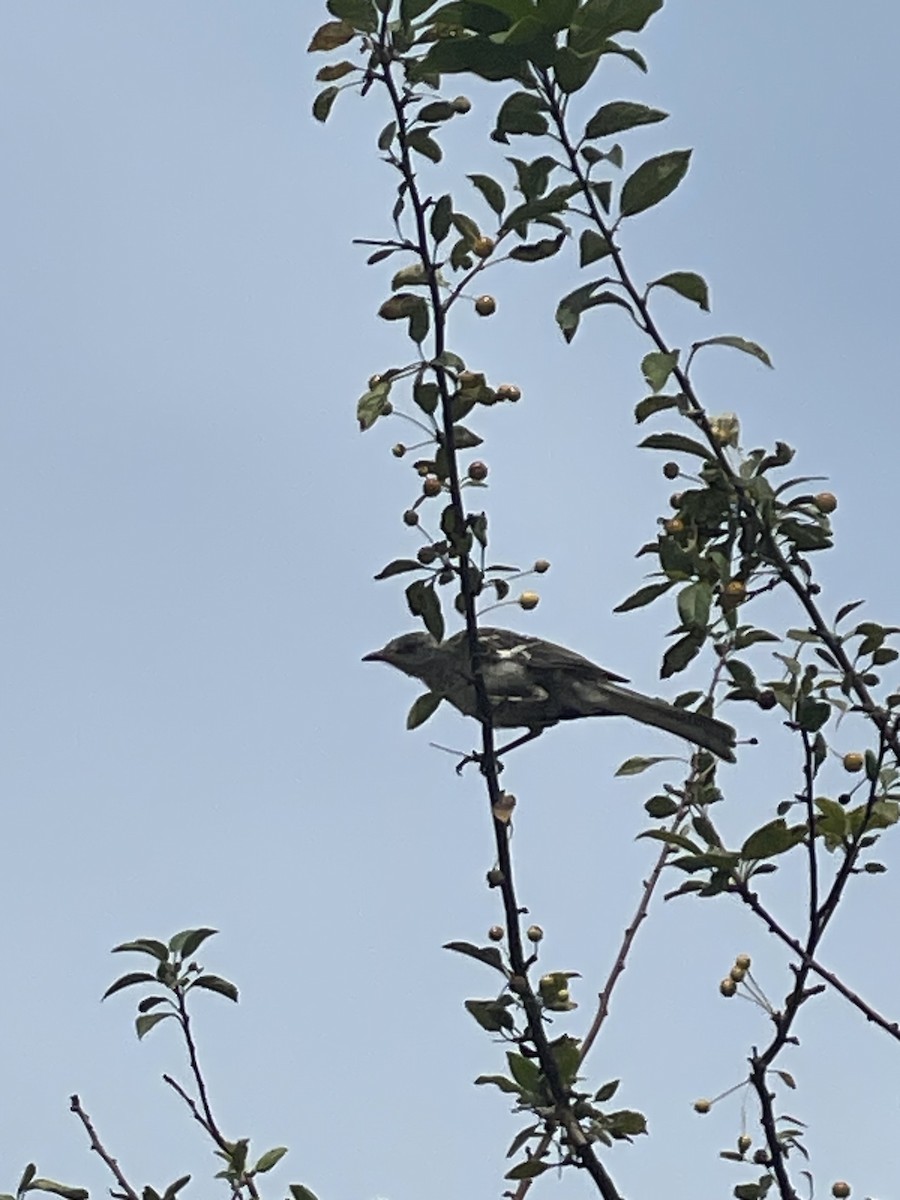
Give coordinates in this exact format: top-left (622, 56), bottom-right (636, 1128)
top-left (1, 4), bottom-right (898, 1199)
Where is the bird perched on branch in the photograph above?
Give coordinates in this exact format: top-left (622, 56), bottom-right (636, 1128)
top-left (363, 626), bottom-right (736, 762)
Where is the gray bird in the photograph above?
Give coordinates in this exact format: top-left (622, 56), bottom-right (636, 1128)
top-left (363, 627), bottom-right (736, 762)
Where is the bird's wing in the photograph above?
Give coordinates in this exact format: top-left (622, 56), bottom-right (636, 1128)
top-left (476, 628), bottom-right (630, 684)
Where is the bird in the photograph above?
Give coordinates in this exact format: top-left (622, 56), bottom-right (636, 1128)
top-left (363, 626), bottom-right (736, 762)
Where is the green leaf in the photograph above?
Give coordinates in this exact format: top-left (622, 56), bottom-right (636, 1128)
top-left (620, 149), bottom-right (691, 217)
top-left (570, 0), bottom-right (663, 49)
top-left (741, 819), bottom-right (806, 860)
top-left (414, 380), bottom-right (439, 414)
top-left (555, 281), bottom-right (633, 342)
top-left (507, 1050), bottom-right (543, 1093)
top-left (312, 86), bottom-right (339, 123)
top-left (391, 263), bottom-right (430, 289)
top-left (535, 0), bottom-right (580, 31)
top-left (401, 0), bottom-right (439, 21)
top-left (102, 971), bottom-right (157, 999)
top-left (639, 431), bottom-right (714, 460)
top-left (795, 697), bottom-right (831, 733)
top-left (505, 1160), bottom-right (550, 1181)
top-left (169, 927), bottom-right (218, 958)
top-left (407, 127), bottom-right (443, 162)
top-left (418, 100), bottom-right (458, 122)
top-left (585, 100), bottom-right (667, 139)
top-left (509, 233), bottom-right (565, 261)
top-left (506, 154), bottom-right (559, 202)
top-left (579, 229), bottom-right (612, 265)
top-left (316, 60), bottom-right (357, 82)
top-left (253, 1147), bottom-right (289, 1174)
top-left (661, 631), bottom-right (704, 678)
top-left (327, 0), bottom-right (378, 31)
top-left (406, 579), bottom-right (444, 641)
top-left (634, 393), bottom-right (682, 423)
top-left (652, 271), bottom-right (710, 311)
top-left (377, 121), bottom-right (396, 150)
top-left (613, 579), bottom-right (674, 612)
top-left (308, 19), bottom-right (356, 51)
top-left (407, 691), bottom-right (442, 729)
top-left (375, 559), bottom-right (423, 580)
top-left (677, 581), bottom-right (712, 631)
top-left (641, 350), bottom-right (680, 392)
top-left (645, 794), bottom-right (679, 818)
top-left (443, 940), bottom-right (507, 972)
top-left (475, 1073), bottom-right (523, 1095)
top-left (594, 1078), bottom-right (621, 1102)
top-left (465, 997), bottom-right (515, 1032)
top-left (553, 45), bottom-right (602, 93)
top-left (431, 193), bottom-right (452, 242)
top-left (615, 755), bottom-right (669, 776)
top-left (468, 173), bottom-right (506, 216)
top-left (694, 334), bottom-right (773, 367)
top-left (112, 938), bottom-right (169, 960)
top-left (191, 974), bottom-right (239, 1002)
top-left (136, 1011), bottom-right (174, 1040)
top-left (494, 91), bottom-right (549, 141)
top-left (27, 1185), bottom-right (89, 1200)
top-left (451, 424), bottom-right (483, 449)
top-left (413, 35), bottom-right (536, 83)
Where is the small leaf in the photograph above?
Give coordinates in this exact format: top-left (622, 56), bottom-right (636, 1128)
top-left (509, 233), bottom-right (566, 262)
top-left (741, 819), bottom-right (806, 860)
top-left (620, 149), bottom-right (691, 217)
top-left (652, 271), bottom-right (709, 311)
top-left (468, 173), bottom-right (506, 216)
top-left (579, 229), bottom-right (612, 266)
top-left (505, 1160), bottom-right (550, 1181)
top-left (613, 579), bottom-right (675, 612)
top-left (405, 579), bottom-right (444, 641)
top-left (407, 691), bottom-right (442, 730)
top-left (374, 558), bottom-right (423, 581)
top-left (136, 1012), bottom-right (174, 1040)
top-left (253, 1147), bottom-right (289, 1174)
top-left (661, 631), bottom-right (704, 678)
top-left (112, 938), bottom-right (169, 960)
top-left (639, 431), bottom-right (714, 461)
top-left (307, 19), bottom-right (356, 52)
top-left (191, 974), bottom-right (239, 1002)
top-left (634, 393), bottom-right (682, 423)
top-left (585, 100), bottom-right (667, 139)
top-left (289, 1188), bottom-right (320, 1200)
top-left (443, 940), bottom-right (507, 973)
top-left (377, 121), bottom-right (396, 151)
top-left (641, 350), bottom-right (680, 392)
top-left (326, 0), bottom-right (378, 31)
top-left (694, 334), bottom-right (773, 368)
top-left (475, 1073), bottom-right (523, 1095)
top-left (169, 927), bottom-right (218, 958)
top-left (316, 60), bottom-right (357, 82)
top-left (494, 91), bottom-right (549, 141)
top-left (615, 755), bottom-right (669, 776)
top-left (677, 581), bottom-right (712, 631)
top-left (102, 971), bottom-right (157, 999)
top-left (312, 86), bottom-right (339, 123)
top-left (407, 127), bottom-right (443, 163)
top-left (431, 193), bottom-right (452, 243)
top-left (465, 997), bottom-right (515, 1032)
top-left (835, 600), bottom-right (864, 624)
top-left (27, 1185), bottom-right (89, 1200)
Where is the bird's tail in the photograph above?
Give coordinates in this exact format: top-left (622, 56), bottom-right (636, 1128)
top-left (578, 682), bottom-right (736, 762)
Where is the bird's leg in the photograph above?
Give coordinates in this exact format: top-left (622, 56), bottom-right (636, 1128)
top-left (454, 727), bottom-right (544, 775)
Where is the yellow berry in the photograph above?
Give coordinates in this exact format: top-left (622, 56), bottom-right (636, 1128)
top-left (814, 491), bottom-right (837, 514)
top-left (475, 294), bottom-right (497, 316)
top-left (664, 517), bottom-right (684, 534)
top-left (526, 925), bottom-right (544, 943)
top-left (735, 953), bottom-right (751, 970)
top-left (737, 1135), bottom-right (752, 1154)
top-left (720, 977), bottom-right (737, 997)
top-left (730, 966), bottom-right (746, 982)
top-left (842, 751), bottom-right (864, 773)
top-left (467, 460), bottom-right (488, 482)
top-left (451, 96), bottom-right (472, 114)
top-left (496, 383), bottom-right (521, 402)
top-left (391, 443), bottom-right (406, 458)
top-left (693, 1099), bottom-right (711, 1114)
top-left (473, 236), bottom-right (494, 259)
top-left (724, 579), bottom-right (746, 600)
top-left (488, 925), bottom-right (505, 942)
top-left (519, 591), bottom-right (540, 611)
top-left (533, 559), bottom-right (550, 574)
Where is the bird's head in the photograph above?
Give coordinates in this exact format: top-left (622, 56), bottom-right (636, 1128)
top-left (362, 631), bottom-right (440, 678)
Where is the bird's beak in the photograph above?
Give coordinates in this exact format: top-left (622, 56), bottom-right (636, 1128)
top-left (362, 649), bottom-right (385, 662)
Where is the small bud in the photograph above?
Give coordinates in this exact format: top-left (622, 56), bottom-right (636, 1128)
top-left (526, 925), bottom-right (544, 943)
top-left (842, 751), bottom-right (864, 773)
top-left (496, 383), bottom-right (521, 402)
top-left (422, 475), bottom-right (442, 498)
top-left (475, 294), bottom-right (497, 317)
top-left (757, 690), bottom-right (777, 711)
top-left (488, 925), bottom-right (505, 942)
top-left (473, 236), bottom-right (494, 259)
top-left (724, 579), bottom-right (746, 600)
top-left (719, 977), bottom-right (737, 997)
top-left (734, 953), bottom-right (751, 970)
top-left (693, 1099), bottom-right (711, 1114)
top-left (403, 509), bottom-right (419, 526)
top-left (368, 374), bottom-right (382, 389)
top-left (814, 491), bottom-right (837, 514)
top-left (451, 95), bottom-right (472, 114)
top-left (663, 461), bottom-right (680, 480)
top-left (493, 792), bottom-right (517, 822)
top-left (467, 460), bottom-right (488, 482)
top-left (533, 559), bottom-right (550, 574)
top-left (519, 591), bottom-right (540, 611)
top-left (391, 443), bottom-right (406, 458)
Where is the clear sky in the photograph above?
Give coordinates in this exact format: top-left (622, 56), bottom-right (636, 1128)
top-left (1, 3), bottom-right (898, 1199)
